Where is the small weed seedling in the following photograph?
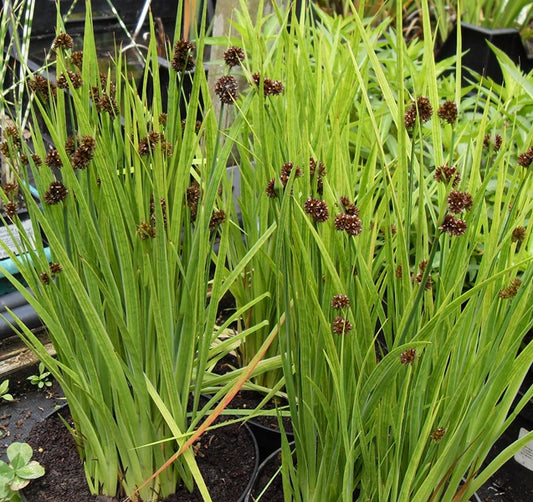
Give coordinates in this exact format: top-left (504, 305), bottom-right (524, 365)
top-left (0, 442), bottom-right (45, 502)
top-left (0, 380), bottom-right (13, 402)
top-left (26, 363), bottom-right (52, 390)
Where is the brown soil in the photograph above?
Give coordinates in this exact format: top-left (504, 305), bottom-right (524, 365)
top-left (22, 407), bottom-right (258, 501)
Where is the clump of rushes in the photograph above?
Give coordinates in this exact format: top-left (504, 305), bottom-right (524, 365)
top-left (43, 181), bottom-right (68, 205)
top-left (214, 75), bottom-right (238, 104)
top-left (434, 164), bottom-right (461, 187)
top-left (224, 46), bottom-right (245, 67)
top-left (53, 33), bottom-right (73, 50)
top-left (404, 96), bottom-right (433, 128)
top-left (447, 190), bottom-right (473, 214)
top-left (332, 315), bottom-right (352, 334)
top-left (518, 146), bottom-right (533, 167)
top-left (483, 133), bottom-right (503, 152)
top-left (439, 214), bottom-right (467, 236)
top-left (304, 197), bottom-right (329, 222)
top-left (437, 100), bottom-right (458, 124)
top-left (171, 40), bottom-right (195, 72)
top-left (498, 278), bottom-right (522, 299)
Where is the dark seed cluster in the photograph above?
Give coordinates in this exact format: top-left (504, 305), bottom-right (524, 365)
top-left (45, 149), bottom-right (63, 169)
top-left (71, 135), bottom-right (96, 169)
top-left (483, 133), bottom-right (503, 152)
top-left (498, 278), bottom-right (522, 299)
top-left (215, 75), bottom-right (238, 104)
top-left (439, 214), bottom-right (467, 236)
top-left (518, 146), bottom-right (533, 168)
top-left (437, 100), bottom-right (457, 124)
top-left (209, 210), bottom-right (226, 230)
top-left (447, 190), bottom-right (473, 214)
top-left (251, 73), bottom-right (284, 96)
top-left (331, 294), bottom-right (350, 309)
top-left (430, 427), bottom-right (446, 442)
top-left (57, 71), bottom-right (83, 89)
top-left (332, 316), bottom-right (352, 335)
top-left (511, 226), bottom-right (526, 243)
top-left (434, 165), bottom-right (461, 188)
top-left (44, 180), bottom-right (68, 205)
top-left (171, 40), bottom-right (195, 72)
top-left (404, 96), bottom-right (433, 128)
top-left (137, 221), bottom-right (156, 239)
top-left (304, 197), bottom-right (329, 223)
top-left (224, 46), bottom-right (245, 67)
top-left (53, 33), bottom-right (74, 50)
top-left (28, 74), bottom-right (56, 102)
top-left (339, 196), bottom-right (359, 216)
top-left (70, 50), bottom-right (83, 68)
top-left (4, 201), bottom-right (19, 220)
top-left (400, 348), bottom-right (417, 365)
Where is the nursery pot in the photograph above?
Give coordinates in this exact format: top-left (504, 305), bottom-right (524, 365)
top-left (19, 404), bottom-right (259, 502)
top-left (436, 22), bottom-right (533, 86)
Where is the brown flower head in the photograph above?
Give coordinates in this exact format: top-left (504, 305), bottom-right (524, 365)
top-left (304, 197), bottom-right (329, 223)
top-left (2, 182), bottom-right (19, 200)
top-left (331, 294), bottom-right (350, 309)
top-left (334, 213), bottom-right (362, 236)
top-left (483, 133), bottom-right (503, 152)
top-left (158, 113), bottom-right (168, 126)
top-left (339, 196), bottom-right (359, 216)
top-left (45, 149), bottom-right (62, 169)
top-left (437, 100), bottom-right (457, 124)
top-left (405, 97), bottom-right (432, 128)
top-left (447, 190), bottom-right (473, 214)
top-left (511, 226), bottom-right (526, 243)
top-left (395, 265), bottom-right (403, 278)
top-left (209, 210), bottom-right (226, 230)
top-left (434, 165), bottom-right (461, 188)
top-left (150, 197), bottom-right (168, 229)
top-left (518, 146), bottom-right (533, 168)
top-left (28, 74), bottom-right (56, 102)
top-left (138, 132), bottom-right (161, 156)
top-left (49, 262), bottom-right (63, 275)
top-left (439, 214), bottom-right (467, 236)
top-left (57, 71), bottom-right (83, 89)
top-left (96, 94), bottom-right (118, 115)
top-left (70, 50), bottom-right (83, 68)
top-left (171, 40), bottom-right (195, 72)
top-left (2, 126), bottom-right (21, 148)
top-left (265, 178), bottom-right (277, 198)
top-left (251, 73), bottom-right (284, 96)
top-left (65, 136), bottom-right (76, 156)
top-left (53, 33), bottom-right (74, 50)
top-left (186, 183), bottom-right (201, 222)
top-left (44, 180), bottom-right (68, 205)
top-left (332, 316), bottom-right (352, 335)
top-left (39, 272), bottom-right (50, 285)
top-left (498, 278), bottom-right (522, 299)
top-left (400, 348), bottom-right (417, 365)
top-left (4, 201), bottom-right (18, 220)
top-left (224, 46), bottom-right (245, 67)
top-left (72, 135), bottom-right (96, 169)
top-left (31, 154), bottom-right (42, 167)
top-left (430, 427), bottom-right (446, 442)
top-left (137, 221), bottom-right (156, 239)
top-left (215, 75), bottom-right (238, 104)
top-left (280, 161), bottom-right (302, 187)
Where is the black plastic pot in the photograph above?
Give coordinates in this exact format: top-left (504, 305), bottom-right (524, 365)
top-left (436, 22), bottom-right (533, 85)
top-left (247, 419), bottom-right (294, 463)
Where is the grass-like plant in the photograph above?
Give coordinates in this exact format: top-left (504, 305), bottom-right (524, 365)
top-left (219, 1), bottom-right (533, 500)
top-left (0, 2), bottom-right (275, 500)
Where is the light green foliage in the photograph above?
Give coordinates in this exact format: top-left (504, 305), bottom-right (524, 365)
top-left (221, 1), bottom-right (533, 501)
top-left (26, 363), bottom-right (52, 389)
top-left (0, 442), bottom-right (45, 502)
top-left (0, 380), bottom-right (14, 402)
